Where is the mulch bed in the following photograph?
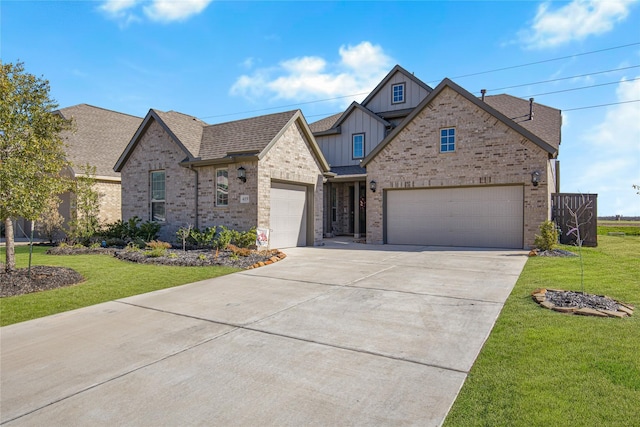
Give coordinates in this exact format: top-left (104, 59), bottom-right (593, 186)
top-left (1, 246), bottom-right (285, 298)
top-left (1, 266), bottom-right (85, 298)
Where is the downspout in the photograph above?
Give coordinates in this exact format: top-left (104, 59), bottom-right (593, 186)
top-left (190, 165), bottom-right (199, 230)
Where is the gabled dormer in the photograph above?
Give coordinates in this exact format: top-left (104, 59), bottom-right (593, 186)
top-left (361, 64), bottom-right (433, 125)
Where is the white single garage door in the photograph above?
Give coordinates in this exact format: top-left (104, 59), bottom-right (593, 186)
top-left (270, 182), bottom-right (308, 249)
top-left (386, 185), bottom-right (523, 248)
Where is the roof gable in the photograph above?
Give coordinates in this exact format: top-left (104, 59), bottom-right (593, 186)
top-left (57, 104), bottom-right (142, 178)
top-left (362, 78), bottom-right (559, 166)
top-left (114, 109), bottom-right (204, 172)
top-left (360, 64), bottom-right (433, 110)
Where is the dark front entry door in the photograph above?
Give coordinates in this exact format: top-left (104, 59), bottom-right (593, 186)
top-left (348, 184), bottom-right (366, 235)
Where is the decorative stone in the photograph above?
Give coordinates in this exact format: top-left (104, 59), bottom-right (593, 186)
top-left (540, 301), bottom-right (555, 310)
top-left (575, 308), bottom-right (608, 317)
top-left (599, 310), bottom-right (627, 318)
top-left (552, 306), bottom-right (577, 313)
top-left (617, 305), bottom-right (634, 316)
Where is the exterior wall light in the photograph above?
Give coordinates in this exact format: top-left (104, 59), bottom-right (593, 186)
top-left (237, 166), bottom-right (246, 183)
top-left (531, 171), bottom-right (540, 187)
top-left (369, 180), bottom-right (377, 192)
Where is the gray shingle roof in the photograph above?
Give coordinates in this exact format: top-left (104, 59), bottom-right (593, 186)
top-left (331, 165), bottom-right (366, 176)
top-left (152, 110), bottom-right (207, 158)
top-left (484, 94), bottom-right (561, 149)
top-left (309, 113), bottom-right (341, 134)
top-left (198, 110), bottom-right (299, 160)
top-left (57, 104), bottom-right (142, 178)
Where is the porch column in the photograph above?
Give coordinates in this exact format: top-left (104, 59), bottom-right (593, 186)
top-left (353, 183), bottom-right (360, 238)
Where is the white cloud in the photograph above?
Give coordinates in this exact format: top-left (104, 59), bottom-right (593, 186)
top-left (143, 0), bottom-right (212, 22)
top-left (519, 0), bottom-right (638, 49)
top-left (576, 77), bottom-right (640, 214)
top-left (230, 42), bottom-right (394, 105)
top-left (100, 0), bottom-right (212, 24)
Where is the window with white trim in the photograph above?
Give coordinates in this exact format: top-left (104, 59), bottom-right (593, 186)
top-left (150, 171), bottom-right (165, 222)
top-left (440, 128), bottom-right (456, 153)
top-left (216, 168), bottom-right (228, 206)
top-left (392, 83), bottom-right (405, 104)
top-left (352, 133), bottom-right (365, 159)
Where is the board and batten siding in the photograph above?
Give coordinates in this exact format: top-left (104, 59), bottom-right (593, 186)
top-left (363, 73), bottom-right (431, 113)
top-left (316, 109), bottom-right (387, 167)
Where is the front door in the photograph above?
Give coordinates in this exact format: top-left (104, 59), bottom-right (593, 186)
top-left (348, 183), bottom-right (366, 236)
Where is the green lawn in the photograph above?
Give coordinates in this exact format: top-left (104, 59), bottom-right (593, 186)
top-left (445, 235), bottom-right (640, 426)
top-left (0, 245), bottom-right (240, 326)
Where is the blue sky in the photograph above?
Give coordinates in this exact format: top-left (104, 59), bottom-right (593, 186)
top-left (2, 0), bottom-right (639, 216)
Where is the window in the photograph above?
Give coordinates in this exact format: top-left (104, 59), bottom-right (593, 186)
top-left (150, 171), bottom-right (165, 222)
top-left (392, 83), bottom-right (405, 104)
top-left (440, 128), bottom-right (456, 152)
top-left (216, 168), bottom-right (228, 206)
top-left (352, 133), bottom-right (365, 159)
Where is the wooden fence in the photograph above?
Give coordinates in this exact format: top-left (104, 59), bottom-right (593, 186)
top-left (551, 193), bottom-right (598, 247)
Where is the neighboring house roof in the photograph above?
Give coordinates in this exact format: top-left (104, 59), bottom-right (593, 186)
top-left (309, 113), bottom-right (341, 134)
top-left (57, 104), bottom-right (142, 179)
top-left (115, 109), bottom-right (330, 173)
top-left (360, 64), bottom-right (433, 108)
top-left (363, 78), bottom-right (560, 166)
top-left (484, 94), bottom-right (561, 149)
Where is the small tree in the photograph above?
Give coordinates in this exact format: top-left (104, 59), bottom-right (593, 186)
top-left (565, 195), bottom-right (594, 294)
top-left (67, 164), bottom-right (101, 244)
top-left (36, 196), bottom-right (64, 243)
top-left (1, 62), bottom-right (72, 272)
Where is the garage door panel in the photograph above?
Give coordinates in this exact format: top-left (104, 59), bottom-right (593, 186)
top-left (270, 183), bottom-right (307, 249)
top-left (386, 186), bottom-right (523, 248)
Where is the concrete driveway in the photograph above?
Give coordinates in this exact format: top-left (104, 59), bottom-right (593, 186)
top-left (1, 241), bottom-right (527, 426)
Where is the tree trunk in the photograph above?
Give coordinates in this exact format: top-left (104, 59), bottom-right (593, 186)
top-left (4, 218), bottom-right (16, 272)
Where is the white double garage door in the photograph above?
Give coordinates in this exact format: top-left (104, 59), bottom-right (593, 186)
top-left (269, 182), bottom-right (308, 249)
top-left (386, 185), bottom-right (524, 249)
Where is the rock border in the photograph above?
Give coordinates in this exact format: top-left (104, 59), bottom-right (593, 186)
top-left (531, 288), bottom-right (634, 318)
top-left (246, 251), bottom-right (287, 269)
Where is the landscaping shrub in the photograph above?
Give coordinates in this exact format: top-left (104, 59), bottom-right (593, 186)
top-left (534, 220), bottom-right (559, 251)
top-left (190, 227), bottom-right (216, 247)
top-left (232, 227), bottom-right (257, 248)
top-left (214, 226), bottom-right (233, 250)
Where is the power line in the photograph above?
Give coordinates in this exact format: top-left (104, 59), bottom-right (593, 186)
top-left (563, 100), bottom-right (639, 112)
top-left (523, 77), bottom-right (640, 98)
top-left (196, 41), bottom-right (640, 121)
top-left (434, 42), bottom-right (640, 84)
top-left (483, 64), bottom-right (640, 93)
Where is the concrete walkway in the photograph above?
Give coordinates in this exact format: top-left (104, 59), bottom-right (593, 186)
top-left (1, 241), bottom-right (527, 426)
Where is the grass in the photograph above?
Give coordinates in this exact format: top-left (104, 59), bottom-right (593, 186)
top-left (598, 220), bottom-right (640, 236)
top-left (444, 235), bottom-right (640, 426)
top-left (0, 245), bottom-right (240, 326)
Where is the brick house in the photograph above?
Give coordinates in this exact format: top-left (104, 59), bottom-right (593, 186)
top-left (311, 66), bottom-right (561, 249)
top-left (58, 104), bottom-right (143, 225)
top-left (8, 104), bottom-right (142, 240)
top-left (115, 109), bottom-right (329, 248)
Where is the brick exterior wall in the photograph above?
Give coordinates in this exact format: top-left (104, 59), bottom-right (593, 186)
top-left (95, 180), bottom-right (121, 225)
top-left (259, 120), bottom-right (325, 245)
top-left (120, 118), bottom-right (324, 246)
top-left (120, 120), bottom-right (197, 243)
top-left (366, 87), bottom-right (552, 249)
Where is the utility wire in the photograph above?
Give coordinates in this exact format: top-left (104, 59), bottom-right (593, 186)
top-left (523, 77), bottom-right (640, 98)
top-left (563, 100), bottom-right (639, 112)
top-left (482, 64), bottom-right (640, 93)
top-left (197, 41), bottom-right (640, 121)
top-left (432, 42), bottom-right (640, 84)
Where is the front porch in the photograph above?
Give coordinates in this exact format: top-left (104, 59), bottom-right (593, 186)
top-left (323, 166), bottom-right (368, 239)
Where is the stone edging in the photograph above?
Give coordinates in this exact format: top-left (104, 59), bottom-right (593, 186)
top-left (531, 288), bottom-right (635, 318)
top-left (246, 251), bottom-right (287, 269)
